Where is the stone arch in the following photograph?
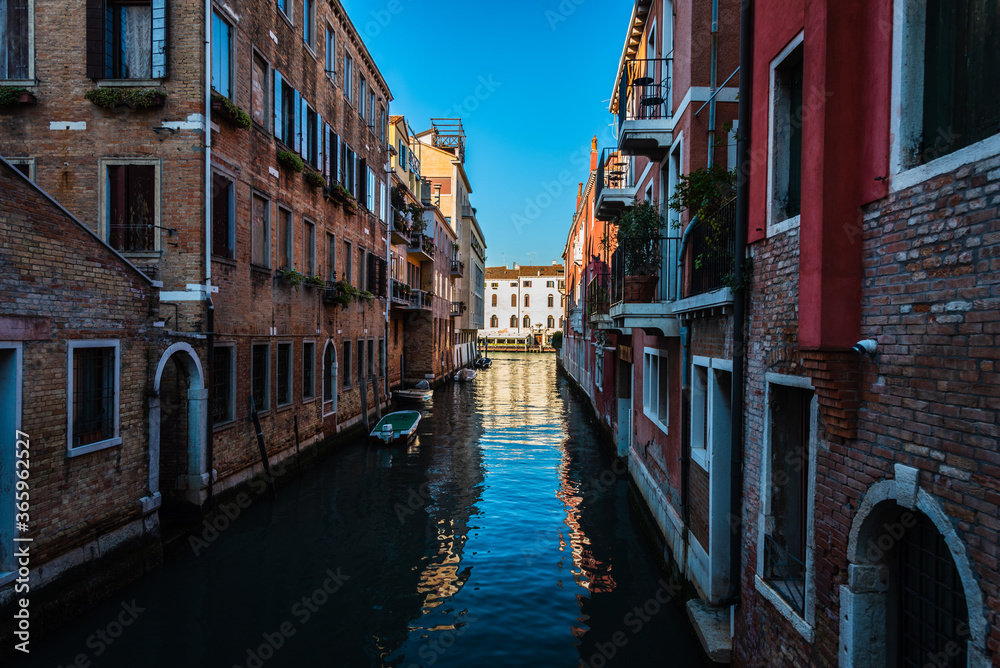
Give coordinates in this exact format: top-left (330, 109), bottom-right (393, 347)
top-left (841, 466), bottom-right (988, 667)
top-left (150, 343), bottom-right (208, 507)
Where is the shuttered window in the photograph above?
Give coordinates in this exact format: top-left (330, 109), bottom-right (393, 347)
top-left (0, 0), bottom-right (30, 80)
top-left (86, 0), bottom-right (167, 79)
top-left (211, 10), bottom-right (231, 98)
top-left (251, 193), bottom-right (270, 268)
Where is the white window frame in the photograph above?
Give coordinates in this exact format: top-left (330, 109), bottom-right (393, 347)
top-left (67, 340), bottom-right (122, 457)
top-left (766, 32), bottom-right (804, 237)
top-left (889, 0), bottom-right (1000, 193)
top-left (302, 339), bottom-right (316, 402)
top-left (98, 158), bottom-right (162, 254)
top-left (212, 342), bottom-right (236, 426)
top-left (344, 53), bottom-right (354, 105)
top-left (276, 340), bottom-right (293, 408)
top-left (324, 26), bottom-right (336, 82)
top-left (642, 347), bottom-right (669, 433)
top-left (754, 372), bottom-right (819, 641)
top-left (7, 157), bottom-right (35, 181)
top-left (250, 341), bottom-right (271, 413)
top-left (0, 0), bottom-right (35, 85)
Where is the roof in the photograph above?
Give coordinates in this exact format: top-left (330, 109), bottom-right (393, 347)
top-left (485, 265), bottom-right (564, 280)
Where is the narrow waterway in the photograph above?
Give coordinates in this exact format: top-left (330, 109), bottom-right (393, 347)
top-left (27, 354), bottom-right (710, 667)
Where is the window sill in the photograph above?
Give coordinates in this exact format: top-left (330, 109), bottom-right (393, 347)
top-left (250, 264), bottom-right (272, 274)
top-left (691, 446), bottom-right (708, 470)
top-left (212, 255), bottom-right (237, 267)
top-left (302, 396), bottom-right (316, 405)
top-left (642, 407), bottom-right (669, 435)
top-left (120, 251), bottom-right (162, 259)
top-left (1, 79), bottom-right (36, 88)
top-left (303, 43), bottom-right (318, 61)
top-left (753, 574), bottom-right (813, 642)
top-left (767, 214), bottom-right (800, 238)
top-left (96, 79), bottom-right (164, 88)
top-left (891, 132), bottom-right (1000, 194)
top-left (68, 436), bottom-right (122, 458)
top-left (213, 419), bottom-right (236, 432)
top-left (276, 404), bottom-right (293, 413)
top-left (278, 10), bottom-right (294, 29)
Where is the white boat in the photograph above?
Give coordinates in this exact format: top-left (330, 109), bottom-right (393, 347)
top-left (394, 388), bottom-right (433, 402)
top-left (454, 368), bottom-right (477, 382)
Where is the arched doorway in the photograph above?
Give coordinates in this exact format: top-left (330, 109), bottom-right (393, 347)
top-left (322, 339), bottom-right (337, 417)
top-left (842, 470), bottom-right (986, 667)
top-left (151, 344), bottom-right (208, 519)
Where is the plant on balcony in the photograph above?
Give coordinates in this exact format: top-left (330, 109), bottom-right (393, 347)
top-left (614, 202), bottom-right (663, 302)
top-left (0, 86), bottom-right (35, 107)
top-left (211, 92), bottom-right (251, 129)
top-left (85, 87), bottom-right (166, 109)
top-left (408, 204), bottom-right (426, 233)
top-left (304, 274), bottom-right (325, 288)
top-left (451, 241), bottom-right (460, 251)
top-left (343, 197), bottom-right (358, 214)
top-left (305, 171), bottom-right (327, 189)
top-left (275, 268), bottom-right (306, 288)
top-left (277, 150), bottom-right (304, 173)
top-left (326, 279), bottom-right (359, 307)
top-left (667, 164), bottom-right (735, 227)
top-left (358, 290), bottom-right (374, 302)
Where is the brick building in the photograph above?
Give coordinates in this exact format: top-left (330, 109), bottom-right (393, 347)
top-left (0, 158), bottom-right (169, 647)
top-left (482, 263), bottom-right (565, 349)
top-left (0, 0), bottom-right (394, 519)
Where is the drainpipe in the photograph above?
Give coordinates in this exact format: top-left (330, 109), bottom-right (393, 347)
top-left (723, 0), bottom-right (752, 607)
top-left (204, 0), bottom-right (215, 500)
top-left (707, 0), bottom-right (719, 168)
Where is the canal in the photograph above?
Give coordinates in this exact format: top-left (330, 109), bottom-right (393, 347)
top-left (26, 354), bottom-right (711, 667)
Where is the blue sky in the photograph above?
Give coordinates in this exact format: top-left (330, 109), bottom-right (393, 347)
top-left (341, 0), bottom-right (634, 269)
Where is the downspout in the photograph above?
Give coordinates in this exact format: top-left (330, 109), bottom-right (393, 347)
top-left (707, 0), bottom-right (719, 168)
top-left (204, 0), bottom-right (215, 500)
top-left (723, 0), bottom-right (752, 607)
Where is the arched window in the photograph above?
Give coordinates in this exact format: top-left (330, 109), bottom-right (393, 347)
top-left (492, 294), bottom-right (497, 307)
top-left (490, 315), bottom-right (498, 328)
top-left (524, 294), bottom-right (530, 308)
top-left (523, 315), bottom-right (530, 328)
top-left (548, 294), bottom-right (554, 308)
top-left (559, 317), bottom-right (563, 328)
top-left (510, 294), bottom-right (517, 307)
top-left (322, 342), bottom-right (337, 415)
top-left (510, 315), bottom-right (517, 328)
top-left (547, 316), bottom-right (555, 328)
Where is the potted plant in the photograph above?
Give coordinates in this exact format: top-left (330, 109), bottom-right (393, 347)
top-left (305, 172), bottom-right (326, 189)
top-left (276, 150), bottom-right (304, 173)
top-left (304, 274), bottom-right (325, 288)
top-left (211, 92), bottom-right (252, 129)
top-left (275, 268), bottom-right (305, 288)
top-left (614, 202), bottom-right (663, 302)
top-left (84, 88), bottom-right (166, 109)
top-left (0, 86), bottom-right (35, 107)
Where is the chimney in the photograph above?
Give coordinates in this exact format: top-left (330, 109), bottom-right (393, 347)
top-left (576, 182), bottom-right (583, 210)
top-left (590, 135), bottom-right (598, 172)
top-left (552, 260), bottom-right (557, 266)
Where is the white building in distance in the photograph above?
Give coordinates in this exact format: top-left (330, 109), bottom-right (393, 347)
top-left (481, 263), bottom-right (565, 349)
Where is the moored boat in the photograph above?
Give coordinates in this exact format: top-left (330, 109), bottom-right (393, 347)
top-left (369, 410), bottom-right (421, 446)
top-left (454, 368), bottom-right (477, 382)
top-left (394, 388), bottom-right (433, 402)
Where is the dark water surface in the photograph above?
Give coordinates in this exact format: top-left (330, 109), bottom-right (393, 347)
top-left (28, 354), bottom-right (710, 667)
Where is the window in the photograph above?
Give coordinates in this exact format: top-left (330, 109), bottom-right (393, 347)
top-left (7, 157), bottom-right (33, 180)
top-left (252, 193), bottom-right (271, 268)
top-left (759, 375), bottom-right (816, 624)
top-left (356, 339), bottom-right (364, 382)
top-left (103, 161), bottom-right (157, 252)
top-left (303, 220), bottom-right (315, 276)
top-left (302, 341), bottom-right (315, 400)
top-left (366, 167), bottom-right (375, 211)
top-left (359, 76), bottom-right (366, 119)
top-left (343, 240), bottom-right (352, 283)
top-left (87, 0), bottom-right (168, 80)
top-left (358, 248), bottom-right (366, 291)
top-left (379, 339), bottom-right (386, 378)
top-left (691, 362), bottom-right (709, 468)
top-left (491, 294), bottom-right (497, 307)
top-left (1, 0), bottom-right (31, 80)
top-left (595, 349), bottom-right (604, 390)
top-left (212, 173), bottom-right (235, 259)
top-left (399, 142), bottom-right (407, 171)
top-left (559, 317), bottom-right (563, 328)
top-left (368, 90), bottom-right (376, 128)
top-left (302, 0), bottom-right (314, 48)
top-left (491, 282), bottom-right (498, 289)
top-left (277, 0), bottom-right (292, 21)
top-left (251, 53), bottom-right (270, 129)
top-left (768, 38), bottom-right (803, 230)
top-left (305, 105), bottom-right (319, 168)
top-left (510, 315), bottom-right (517, 328)
top-left (327, 233), bottom-right (336, 281)
top-left (322, 342), bottom-right (337, 414)
top-left (344, 53), bottom-right (353, 104)
top-left (547, 316), bottom-right (555, 328)
top-left (273, 71), bottom-right (298, 146)
top-left (378, 105), bottom-right (387, 144)
top-left (524, 295), bottom-right (530, 308)
top-left (212, 345), bottom-right (235, 424)
top-left (342, 340), bottom-right (352, 387)
top-left (68, 341), bottom-right (120, 455)
top-left (510, 282), bottom-right (517, 287)
top-left (367, 339), bottom-right (375, 379)
top-left (548, 294), bottom-right (554, 308)
top-left (490, 315), bottom-right (498, 328)
top-left (523, 315), bottom-right (530, 328)
top-left (325, 27), bottom-right (335, 78)
top-left (547, 281), bottom-right (555, 288)
top-left (251, 343), bottom-right (270, 411)
top-left (510, 294), bottom-right (517, 307)
top-left (523, 280), bottom-right (531, 287)
top-left (211, 10), bottom-right (233, 98)
top-left (276, 342), bottom-right (292, 407)
top-left (278, 207), bottom-right (292, 270)
top-left (642, 348), bottom-right (669, 432)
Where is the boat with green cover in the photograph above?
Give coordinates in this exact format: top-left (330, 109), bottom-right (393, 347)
top-left (369, 410), bottom-right (421, 446)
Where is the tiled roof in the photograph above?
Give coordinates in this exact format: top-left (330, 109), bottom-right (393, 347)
top-left (485, 265), bottom-right (564, 279)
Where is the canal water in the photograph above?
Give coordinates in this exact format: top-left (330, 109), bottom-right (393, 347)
top-left (27, 354), bottom-right (711, 667)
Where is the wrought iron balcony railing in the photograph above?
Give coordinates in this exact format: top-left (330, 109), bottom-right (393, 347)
top-left (595, 148), bottom-right (635, 220)
top-left (617, 57), bottom-right (672, 130)
top-left (390, 278), bottom-right (410, 305)
top-left (587, 271), bottom-right (611, 316)
top-left (685, 197), bottom-right (737, 297)
top-left (610, 236), bottom-right (680, 306)
top-left (450, 301), bottom-right (466, 317)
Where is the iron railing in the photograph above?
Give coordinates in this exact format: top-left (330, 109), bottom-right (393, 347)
top-left (763, 534), bottom-right (806, 616)
top-left (610, 237), bottom-right (680, 306)
top-left (407, 289), bottom-right (432, 310)
top-left (408, 233), bottom-right (436, 258)
top-left (618, 57), bottom-right (672, 130)
top-left (450, 301), bottom-right (465, 317)
top-left (390, 278), bottom-right (410, 305)
top-left (595, 147), bottom-right (635, 215)
top-left (450, 258), bottom-right (464, 275)
top-left (587, 271), bottom-right (611, 316)
top-left (686, 197), bottom-right (737, 297)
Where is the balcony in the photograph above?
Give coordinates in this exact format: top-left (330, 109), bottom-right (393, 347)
top-left (595, 148), bottom-right (636, 221)
top-left (461, 203), bottom-right (475, 218)
top-left (399, 288), bottom-right (432, 311)
top-left (407, 233), bottom-right (435, 262)
top-left (390, 278), bottom-right (411, 308)
top-left (450, 257), bottom-right (464, 277)
top-left (569, 305), bottom-right (583, 333)
top-left (391, 213), bottom-right (413, 246)
top-left (450, 301), bottom-right (466, 317)
top-left (586, 271), bottom-right (611, 328)
top-left (673, 198), bottom-right (737, 321)
top-left (609, 237), bottom-right (681, 337)
top-left (617, 57), bottom-right (672, 159)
